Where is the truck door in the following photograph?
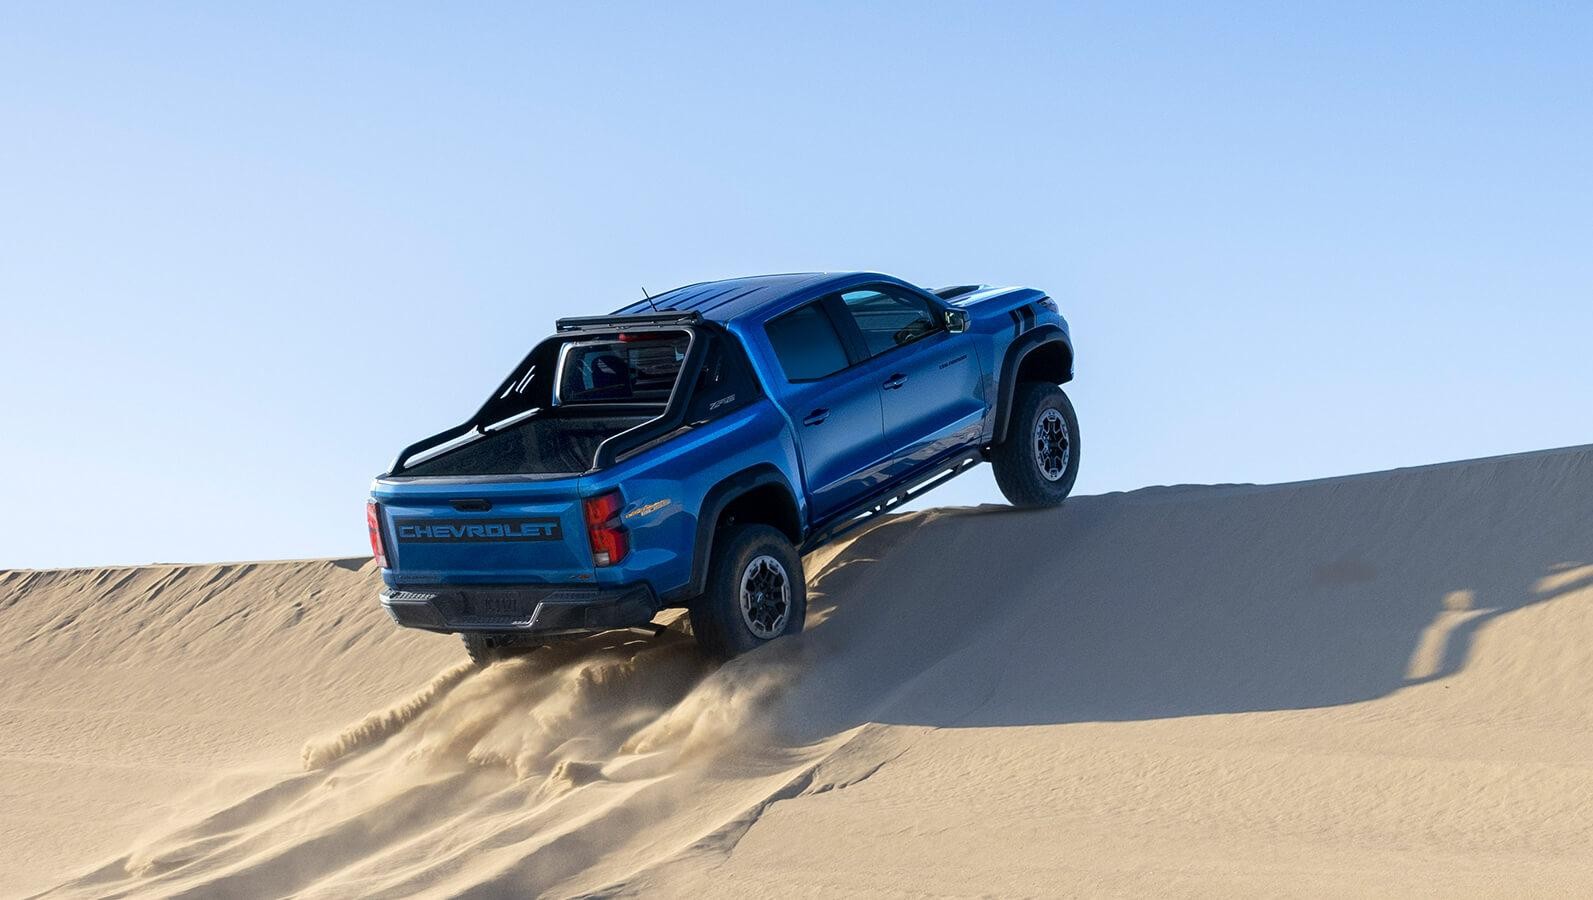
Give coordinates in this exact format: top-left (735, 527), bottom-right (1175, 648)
top-left (762, 300), bottom-right (886, 520)
top-left (834, 285), bottom-right (985, 481)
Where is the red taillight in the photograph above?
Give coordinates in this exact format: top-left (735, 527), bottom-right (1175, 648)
top-left (583, 491), bottom-right (629, 567)
top-left (366, 500), bottom-right (388, 568)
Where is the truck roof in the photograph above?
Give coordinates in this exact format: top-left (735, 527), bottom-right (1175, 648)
top-left (611, 272), bottom-right (891, 323)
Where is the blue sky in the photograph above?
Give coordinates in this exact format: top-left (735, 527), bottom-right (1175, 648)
top-left (3, 2), bottom-right (1589, 568)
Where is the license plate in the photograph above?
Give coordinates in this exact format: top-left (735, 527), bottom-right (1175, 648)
top-left (474, 594), bottom-right (524, 617)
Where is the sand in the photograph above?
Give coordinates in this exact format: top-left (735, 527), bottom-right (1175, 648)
top-left (4, 445), bottom-right (1592, 897)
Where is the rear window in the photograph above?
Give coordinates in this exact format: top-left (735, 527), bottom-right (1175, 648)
top-left (765, 303), bottom-right (850, 381)
top-left (556, 333), bottom-right (689, 405)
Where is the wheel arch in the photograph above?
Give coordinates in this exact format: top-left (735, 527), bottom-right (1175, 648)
top-left (992, 325), bottom-right (1074, 445)
top-left (669, 464), bottom-right (802, 603)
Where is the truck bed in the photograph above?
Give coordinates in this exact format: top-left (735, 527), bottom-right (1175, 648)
top-left (398, 413), bottom-right (652, 477)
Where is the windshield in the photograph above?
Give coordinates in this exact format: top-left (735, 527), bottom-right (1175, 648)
top-left (555, 332), bottom-right (690, 405)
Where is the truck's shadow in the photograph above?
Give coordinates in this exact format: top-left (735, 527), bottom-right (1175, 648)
top-left (784, 449), bottom-right (1593, 732)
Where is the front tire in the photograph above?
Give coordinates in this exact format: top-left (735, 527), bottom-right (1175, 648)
top-left (991, 382), bottom-right (1080, 508)
top-left (689, 524), bottom-right (806, 659)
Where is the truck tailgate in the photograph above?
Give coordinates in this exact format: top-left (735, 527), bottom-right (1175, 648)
top-left (374, 479), bottom-right (591, 585)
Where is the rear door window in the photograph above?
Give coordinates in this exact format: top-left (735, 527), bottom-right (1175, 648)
top-left (765, 302), bottom-right (852, 381)
top-left (839, 286), bottom-right (941, 357)
top-left (556, 333), bottom-right (689, 405)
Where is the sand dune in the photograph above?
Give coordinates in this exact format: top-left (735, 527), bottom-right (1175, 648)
top-left (5, 445), bottom-right (1593, 896)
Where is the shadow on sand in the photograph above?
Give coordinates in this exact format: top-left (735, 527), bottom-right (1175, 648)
top-left (783, 446), bottom-right (1593, 731)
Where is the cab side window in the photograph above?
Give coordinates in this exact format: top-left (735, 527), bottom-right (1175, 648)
top-left (765, 302), bottom-right (852, 381)
top-left (839, 287), bottom-right (940, 357)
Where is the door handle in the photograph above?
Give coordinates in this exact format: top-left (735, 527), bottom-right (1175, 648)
top-left (803, 408), bottom-right (830, 426)
top-left (882, 373), bottom-right (908, 390)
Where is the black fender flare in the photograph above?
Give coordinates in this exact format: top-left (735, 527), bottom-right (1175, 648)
top-left (663, 463), bottom-right (802, 604)
top-left (992, 324), bottom-right (1073, 445)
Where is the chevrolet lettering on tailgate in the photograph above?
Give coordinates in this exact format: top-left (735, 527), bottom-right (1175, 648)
top-left (394, 518), bottom-right (563, 543)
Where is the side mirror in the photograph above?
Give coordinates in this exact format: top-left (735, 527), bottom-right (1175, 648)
top-left (944, 309), bottom-right (969, 334)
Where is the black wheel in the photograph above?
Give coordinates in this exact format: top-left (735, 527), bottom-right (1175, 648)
top-left (689, 523), bottom-right (806, 659)
top-left (991, 382), bottom-right (1080, 508)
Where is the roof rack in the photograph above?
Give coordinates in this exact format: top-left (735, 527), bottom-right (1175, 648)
top-left (555, 310), bottom-right (704, 332)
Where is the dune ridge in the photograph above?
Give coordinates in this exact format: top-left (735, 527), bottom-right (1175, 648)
top-left (4, 445), bottom-right (1593, 896)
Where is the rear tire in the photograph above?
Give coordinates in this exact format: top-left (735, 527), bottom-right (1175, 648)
top-left (689, 524), bottom-right (806, 659)
top-left (462, 634), bottom-right (499, 667)
top-left (461, 633), bottom-right (540, 668)
top-left (991, 382), bottom-right (1080, 508)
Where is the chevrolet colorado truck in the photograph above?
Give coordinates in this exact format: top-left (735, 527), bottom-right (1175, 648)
top-left (368, 272), bottom-right (1078, 664)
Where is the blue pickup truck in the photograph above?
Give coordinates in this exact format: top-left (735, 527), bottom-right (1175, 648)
top-left (367, 272), bottom-right (1077, 664)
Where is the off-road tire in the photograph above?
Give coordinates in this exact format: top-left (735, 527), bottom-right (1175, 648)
top-left (461, 633), bottom-right (539, 668)
top-left (991, 382), bottom-right (1080, 508)
top-left (462, 634), bottom-right (499, 667)
top-left (689, 524), bottom-right (806, 659)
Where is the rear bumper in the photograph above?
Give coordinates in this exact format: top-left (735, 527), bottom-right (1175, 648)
top-left (380, 583), bottom-right (657, 635)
